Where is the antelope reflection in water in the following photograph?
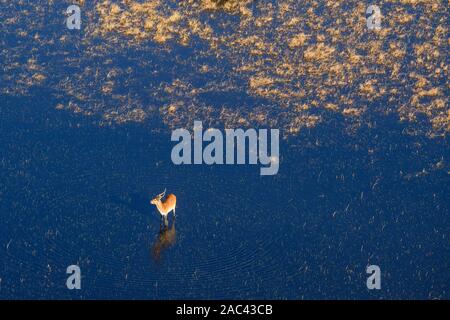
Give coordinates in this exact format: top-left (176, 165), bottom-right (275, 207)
top-left (150, 189), bottom-right (176, 226)
top-left (151, 220), bottom-right (176, 263)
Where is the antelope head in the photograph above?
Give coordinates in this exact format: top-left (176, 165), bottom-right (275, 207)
top-left (150, 188), bottom-right (166, 205)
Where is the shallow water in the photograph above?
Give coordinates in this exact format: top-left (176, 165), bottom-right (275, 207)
top-left (1, 92), bottom-right (448, 299)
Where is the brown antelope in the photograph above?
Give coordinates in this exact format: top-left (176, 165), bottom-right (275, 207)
top-left (150, 189), bottom-right (176, 223)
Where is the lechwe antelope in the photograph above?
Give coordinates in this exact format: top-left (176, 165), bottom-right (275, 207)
top-left (150, 189), bottom-right (176, 223)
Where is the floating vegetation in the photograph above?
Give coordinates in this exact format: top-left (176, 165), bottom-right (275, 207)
top-left (0, 0), bottom-right (448, 137)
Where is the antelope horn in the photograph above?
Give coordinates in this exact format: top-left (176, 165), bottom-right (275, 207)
top-left (158, 188), bottom-right (166, 198)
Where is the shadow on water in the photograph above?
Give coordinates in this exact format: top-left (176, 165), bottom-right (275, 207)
top-left (151, 220), bottom-right (177, 264)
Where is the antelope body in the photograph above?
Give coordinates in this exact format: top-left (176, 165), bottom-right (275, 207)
top-left (150, 189), bottom-right (176, 221)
